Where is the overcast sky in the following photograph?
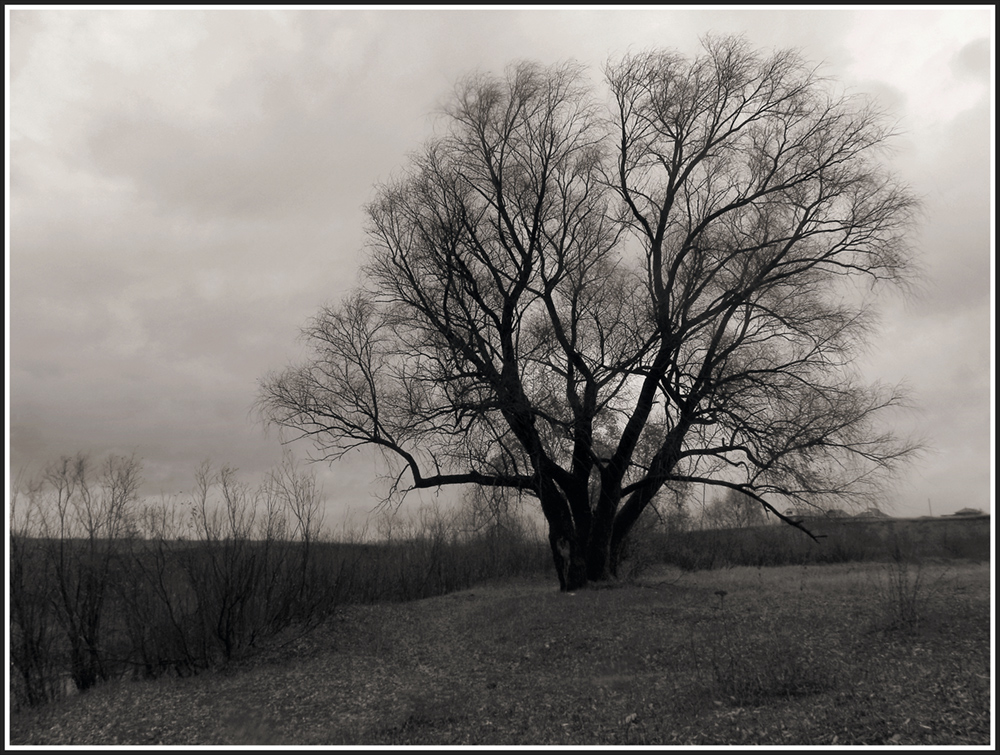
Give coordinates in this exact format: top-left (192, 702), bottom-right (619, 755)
top-left (6, 6), bottom-right (994, 523)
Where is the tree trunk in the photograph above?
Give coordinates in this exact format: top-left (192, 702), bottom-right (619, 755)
top-left (586, 485), bottom-right (618, 582)
top-left (548, 532), bottom-right (588, 592)
top-left (69, 639), bottom-right (98, 692)
top-left (584, 524), bottom-right (614, 582)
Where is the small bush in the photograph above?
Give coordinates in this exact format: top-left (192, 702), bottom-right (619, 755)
top-left (868, 541), bottom-right (934, 633)
top-left (690, 609), bottom-right (837, 708)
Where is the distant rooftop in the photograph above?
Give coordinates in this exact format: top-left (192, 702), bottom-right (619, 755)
top-left (854, 508), bottom-right (889, 519)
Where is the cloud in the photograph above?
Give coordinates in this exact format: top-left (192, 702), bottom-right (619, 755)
top-left (900, 99), bottom-right (991, 319)
top-left (8, 8), bottom-right (994, 520)
top-left (951, 36), bottom-right (991, 81)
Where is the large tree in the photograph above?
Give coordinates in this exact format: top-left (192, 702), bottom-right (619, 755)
top-left (259, 36), bottom-right (918, 591)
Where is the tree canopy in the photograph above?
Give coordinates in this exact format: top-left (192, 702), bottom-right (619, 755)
top-left (259, 36), bottom-right (918, 590)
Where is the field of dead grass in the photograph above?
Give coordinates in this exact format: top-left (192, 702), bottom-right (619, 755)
top-left (7, 561), bottom-right (992, 746)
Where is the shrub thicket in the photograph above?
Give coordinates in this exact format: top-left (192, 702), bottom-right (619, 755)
top-left (8, 455), bottom-right (549, 711)
top-left (655, 516), bottom-right (990, 571)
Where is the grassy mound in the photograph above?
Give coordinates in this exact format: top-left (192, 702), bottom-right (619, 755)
top-left (8, 561), bottom-right (991, 746)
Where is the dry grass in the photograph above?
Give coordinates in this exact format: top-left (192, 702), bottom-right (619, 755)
top-left (7, 562), bottom-right (991, 746)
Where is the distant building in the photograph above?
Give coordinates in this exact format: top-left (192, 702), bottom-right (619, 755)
top-left (949, 507), bottom-right (986, 517)
top-left (854, 507), bottom-right (889, 519)
top-left (782, 506), bottom-right (842, 520)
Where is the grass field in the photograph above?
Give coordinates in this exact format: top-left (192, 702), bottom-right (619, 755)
top-left (8, 559), bottom-right (992, 746)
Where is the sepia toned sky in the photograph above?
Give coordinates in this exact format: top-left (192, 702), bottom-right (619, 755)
top-left (6, 6), bottom-right (994, 521)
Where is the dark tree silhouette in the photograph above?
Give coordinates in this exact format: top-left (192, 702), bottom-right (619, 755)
top-left (259, 36), bottom-right (918, 590)
top-left (702, 488), bottom-right (768, 530)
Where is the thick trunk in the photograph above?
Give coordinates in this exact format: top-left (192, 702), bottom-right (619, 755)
top-left (548, 532), bottom-right (588, 591)
top-left (543, 477), bottom-right (626, 589)
top-left (537, 472), bottom-right (588, 591)
top-left (610, 430), bottom-right (686, 569)
top-left (585, 520), bottom-right (614, 582)
top-left (610, 502), bottom-right (643, 573)
top-left (69, 639), bottom-right (99, 692)
top-left (586, 478), bottom-right (619, 581)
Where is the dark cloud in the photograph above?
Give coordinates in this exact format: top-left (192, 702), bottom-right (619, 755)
top-left (903, 98), bottom-right (991, 318)
top-left (951, 37), bottom-right (991, 81)
top-left (8, 8), bottom-right (994, 520)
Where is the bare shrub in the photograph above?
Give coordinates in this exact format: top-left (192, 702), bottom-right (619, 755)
top-left (9, 477), bottom-right (60, 708)
top-left (691, 610), bottom-right (837, 707)
top-left (868, 537), bottom-right (938, 633)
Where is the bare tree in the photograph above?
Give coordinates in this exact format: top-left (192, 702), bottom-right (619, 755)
top-left (31, 454), bottom-right (142, 690)
top-left (10, 473), bottom-right (60, 705)
top-left (259, 36), bottom-right (918, 591)
top-left (701, 488), bottom-right (768, 530)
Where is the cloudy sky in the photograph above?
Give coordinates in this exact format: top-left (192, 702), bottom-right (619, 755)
top-left (7, 6), bottom-right (994, 522)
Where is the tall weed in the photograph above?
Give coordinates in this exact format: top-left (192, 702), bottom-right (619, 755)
top-left (868, 538), bottom-right (941, 633)
top-left (689, 598), bottom-right (837, 707)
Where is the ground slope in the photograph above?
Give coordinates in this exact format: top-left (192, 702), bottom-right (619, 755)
top-left (8, 562), bottom-right (991, 746)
